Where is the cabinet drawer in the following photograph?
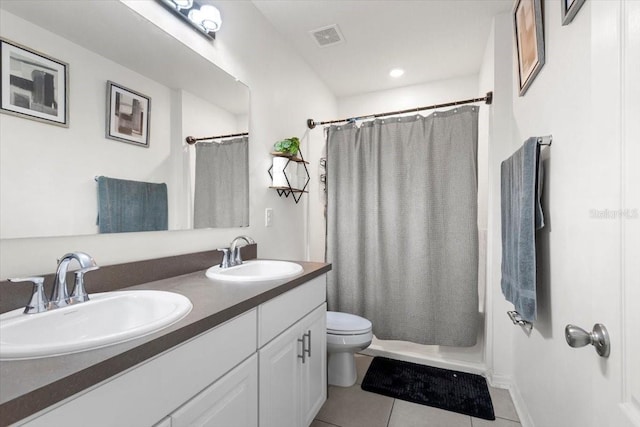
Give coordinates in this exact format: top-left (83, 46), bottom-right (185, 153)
top-left (258, 275), bottom-right (326, 347)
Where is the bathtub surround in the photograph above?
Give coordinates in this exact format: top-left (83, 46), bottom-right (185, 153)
top-left (326, 106), bottom-right (479, 346)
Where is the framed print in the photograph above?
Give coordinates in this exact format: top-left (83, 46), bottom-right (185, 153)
top-left (106, 81), bottom-right (151, 147)
top-left (513, 0), bottom-right (545, 96)
top-left (561, 0), bottom-right (586, 25)
top-left (0, 38), bottom-right (69, 127)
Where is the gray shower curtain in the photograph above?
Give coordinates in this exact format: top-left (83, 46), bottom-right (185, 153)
top-left (194, 136), bottom-right (249, 228)
top-left (326, 106), bottom-right (479, 346)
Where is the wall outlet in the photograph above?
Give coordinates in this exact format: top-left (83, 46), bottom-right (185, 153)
top-left (265, 208), bottom-right (273, 227)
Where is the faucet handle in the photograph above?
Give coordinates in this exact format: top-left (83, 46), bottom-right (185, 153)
top-left (218, 248), bottom-right (232, 268)
top-left (69, 265), bottom-right (99, 304)
top-left (233, 246), bottom-right (243, 266)
top-left (8, 277), bottom-right (49, 314)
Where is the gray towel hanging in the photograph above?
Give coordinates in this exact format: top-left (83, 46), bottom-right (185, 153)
top-left (500, 137), bottom-right (547, 323)
top-left (96, 176), bottom-right (168, 233)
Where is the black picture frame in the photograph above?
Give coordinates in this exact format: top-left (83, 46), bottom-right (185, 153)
top-left (513, 0), bottom-right (546, 96)
top-left (0, 37), bottom-right (69, 127)
top-left (106, 81), bottom-right (151, 148)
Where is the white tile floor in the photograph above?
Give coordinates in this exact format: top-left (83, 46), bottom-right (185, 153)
top-left (311, 355), bottom-right (521, 427)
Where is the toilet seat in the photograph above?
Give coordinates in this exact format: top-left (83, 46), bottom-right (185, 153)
top-left (326, 311), bottom-right (372, 335)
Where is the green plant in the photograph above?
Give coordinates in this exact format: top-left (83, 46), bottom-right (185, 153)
top-left (273, 137), bottom-right (300, 156)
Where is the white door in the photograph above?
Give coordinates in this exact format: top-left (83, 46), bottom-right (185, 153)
top-left (299, 304), bottom-right (327, 427)
top-left (591, 1), bottom-right (640, 426)
top-left (259, 322), bottom-right (302, 427)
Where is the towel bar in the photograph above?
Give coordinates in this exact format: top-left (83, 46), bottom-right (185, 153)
top-left (537, 135), bottom-right (552, 146)
top-left (507, 310), bottom-right (533, 331)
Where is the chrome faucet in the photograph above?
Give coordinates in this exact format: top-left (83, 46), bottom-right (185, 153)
top-left (50, 252), bottom-right (99, 309)
top-left (8, 252), bottom-right (99, 314)
top-left (219, 236), bottom-right (255, 268)
top-left (7, 276), bottom-right (49, 314)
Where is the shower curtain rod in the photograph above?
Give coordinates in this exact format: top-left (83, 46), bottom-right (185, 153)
top-left (306, 91), bottom-right (493, 129)
top-left (185, 132), bottom-right (248, 145)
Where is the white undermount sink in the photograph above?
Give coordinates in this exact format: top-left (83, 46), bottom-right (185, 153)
top-left (205, 260), bottom-right (303, 282)
top-left (0, 290), bottom-right (192, 361)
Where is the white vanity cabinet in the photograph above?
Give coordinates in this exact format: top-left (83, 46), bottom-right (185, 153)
top-left (259, 275), bottom-right (327, 427)
top-left (15, 273), bottom-right (327, 427)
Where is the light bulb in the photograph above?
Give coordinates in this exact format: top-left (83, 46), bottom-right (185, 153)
top-left (187, 8), bottom-right (202, 26)
top-left (199, 5), bottom-right (222, 32)
top-left (172, 0), bottom-right (193, 9)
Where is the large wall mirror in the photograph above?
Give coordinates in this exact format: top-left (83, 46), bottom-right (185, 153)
top-left (0, 1), bottom-right (250, 239)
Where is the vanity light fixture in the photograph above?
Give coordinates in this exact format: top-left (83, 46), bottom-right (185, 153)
top-left (157, 0), bottom-right (222, 40)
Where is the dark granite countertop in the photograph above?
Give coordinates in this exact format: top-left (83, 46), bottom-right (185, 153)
top-left (0, 260), bottom-right (331, 426)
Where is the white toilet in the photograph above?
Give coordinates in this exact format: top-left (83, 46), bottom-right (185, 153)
top-left (326, 311), bottom-right (373, 387)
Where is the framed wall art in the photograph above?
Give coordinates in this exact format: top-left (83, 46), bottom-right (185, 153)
top-left (561, 0), bottom-right (586, 25)
top-left (106, 81), bottom-right (151, 147)
top-left (513, 0), bottom-right (545, 96)
top-left (0, 38), bottom-right (69, 127)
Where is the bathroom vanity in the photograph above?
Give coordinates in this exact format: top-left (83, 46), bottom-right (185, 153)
top-left (0, 252), bottom-right (330, 427)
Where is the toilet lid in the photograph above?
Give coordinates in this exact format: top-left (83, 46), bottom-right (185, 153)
top-left (326, 311), bottom-right (372, 335)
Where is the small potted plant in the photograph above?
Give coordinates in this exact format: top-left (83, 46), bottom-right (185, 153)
top-left (273, 137), bottom-right (300, 157)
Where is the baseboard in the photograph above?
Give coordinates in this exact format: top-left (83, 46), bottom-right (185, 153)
top-left (485, 370), bottom-right (511, 389)
top-left (486, 370), bottom-right (535, 427)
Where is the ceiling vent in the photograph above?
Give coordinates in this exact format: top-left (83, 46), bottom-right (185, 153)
top-left (309, 24), bottom-right (345, 48)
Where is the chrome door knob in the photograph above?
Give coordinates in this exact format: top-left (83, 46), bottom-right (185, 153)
top-left (565, 323), bottom-right (610, 357)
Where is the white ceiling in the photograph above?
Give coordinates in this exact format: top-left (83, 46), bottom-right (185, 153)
top-left (252, 0), bottom-right (513, 97)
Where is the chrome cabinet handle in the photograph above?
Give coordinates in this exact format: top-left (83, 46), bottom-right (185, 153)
top-left (298, 336), bottom-right (306, 363)
top-left (8, 277), bottom-right (48, 314)
top-left (565, 323), bottom-right (610, 357)
top-left (304, 330), bottom-right (311, 358)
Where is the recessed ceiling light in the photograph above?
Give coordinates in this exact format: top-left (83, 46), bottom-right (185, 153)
top-left (389, 68), bottom-right (405, 78)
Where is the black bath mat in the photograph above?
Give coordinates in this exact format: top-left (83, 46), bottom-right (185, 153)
top-left (361, 357), bottom-right (495, 420)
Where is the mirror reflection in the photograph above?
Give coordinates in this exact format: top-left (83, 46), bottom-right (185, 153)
top-left (0, 1), bottom-right (250, 239)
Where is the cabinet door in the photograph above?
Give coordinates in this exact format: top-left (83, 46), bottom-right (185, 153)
top-left (299, 304), bottom-right (327, 427)
top-left (259, 321), bottom-right (303, 427)
top-left (170, 355), bottom-right (258, 427)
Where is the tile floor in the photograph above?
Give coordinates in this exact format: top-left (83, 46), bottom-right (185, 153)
top-left (311, 355), bottom-right (521, 427)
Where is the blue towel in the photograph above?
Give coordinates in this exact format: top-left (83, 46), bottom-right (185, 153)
top-left (500, 138), bottom-right (545, 322)
top-left (97, 176), bottom-right (168, 233)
